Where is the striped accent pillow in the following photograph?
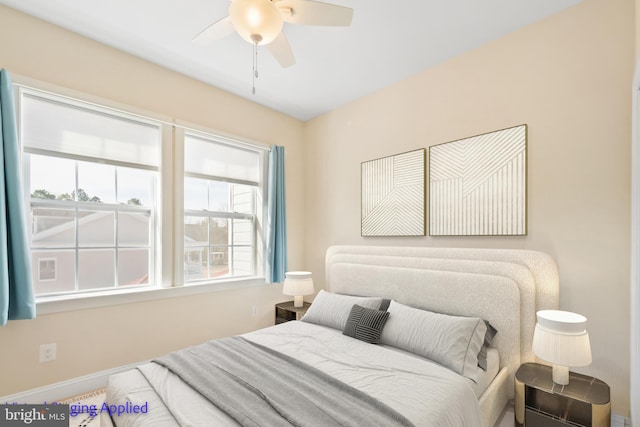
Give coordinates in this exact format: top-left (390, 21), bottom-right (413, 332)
top-left (343, 304), bottom-right (390, 344)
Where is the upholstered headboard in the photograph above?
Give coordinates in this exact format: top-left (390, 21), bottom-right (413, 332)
top-left (325, 245), bottom-right (559, 401)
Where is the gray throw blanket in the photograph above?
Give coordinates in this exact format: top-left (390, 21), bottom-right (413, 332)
top-left (151, 336), bottom-right (414, 427)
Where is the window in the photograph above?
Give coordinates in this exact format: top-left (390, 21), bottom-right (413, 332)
top-left (16, 81), bottom-right (270, 303)
top-left (20, 90), bottom-right (160, 297)
top-left (183, 133), bottom-right (264, 283)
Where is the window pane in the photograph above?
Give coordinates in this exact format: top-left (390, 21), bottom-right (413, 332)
top-left (231, 184), bottom-right (255, 214)
top-left (118, 211), bottom-right (150, 246)
top-left (31, 250), bottom-right (75, 295)
top-left (117, 167), bottom-right (154, 206)
top-left (209, 247), bottom-right (229, 279)
top-left (22, 93), bottom-right (160, 167)
top-left (184, 177), bottom-right (207, 211)
top-left (78, 210), bottom-right (115, 246)
top-left (184, 247), bottom-right (207, 281)
top-left (209, 218), bottom-right (228, 247)
top-left (118, 249), bottom-right (149, 285)
top-left (232, 219), bottom-right (253, 246)
top-left (22, 89), bottom-right (161, 296)
top-left (232, 246), bottom-right (253, 276)
top-left (185, 216), bottom-right (208, 246)
top-left (31, 207), bottom-right (75, 248)
top-left (78, 249), bottom-right (115, 289)
top-left (185, 135), bottom-right (260, 183)
top-left (30, 155), bottom-right (75, 201)
top-left (78, 161), bottom-right (115, 204)
top-left (208, 181), bottom-right (229, 212)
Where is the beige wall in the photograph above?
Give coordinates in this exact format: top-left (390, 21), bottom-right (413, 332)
top-left (305, 0), bottom-right (633, 417)
top-left (637, 0), bottom-right (640, 57)
top-left (0, 5), bottom-right (305, 395)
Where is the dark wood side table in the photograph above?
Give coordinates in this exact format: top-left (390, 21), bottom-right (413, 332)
top-left (515, 362), bottom-right (610, 427)
top-left (275, 301), bottom-right (311, 324)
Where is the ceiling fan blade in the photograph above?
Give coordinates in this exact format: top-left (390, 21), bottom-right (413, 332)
top-left (267, 32), bottom-right (296, 68)
top-left (192, 16), bottom-right (235, 45)
top-left (276, 0), bottom-right (353, 26)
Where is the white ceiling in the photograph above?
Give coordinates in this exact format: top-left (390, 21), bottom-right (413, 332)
top-left (1, 0), bottom-right (581, 121)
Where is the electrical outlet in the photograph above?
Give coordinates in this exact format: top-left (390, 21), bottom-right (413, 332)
top-left (251, 305), bottom-right (258, 316)
top-left (39, 343), bottom-right (56, 363)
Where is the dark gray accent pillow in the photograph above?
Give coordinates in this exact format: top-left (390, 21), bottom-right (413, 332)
top-left (478, 321), bottom-right (498, 371)
top-left (343, 304), bottom-right (390, 344)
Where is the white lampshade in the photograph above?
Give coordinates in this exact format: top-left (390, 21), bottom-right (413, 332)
top-left (532, 310), bottom-right (592, 385)
top-left (229, 0), bottom-right (283, 45)
top-left (283, 271), bottom-right (314, 308)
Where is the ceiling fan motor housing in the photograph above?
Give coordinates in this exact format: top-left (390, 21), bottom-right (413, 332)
top-left (229, 0), bottom-right (283, 45)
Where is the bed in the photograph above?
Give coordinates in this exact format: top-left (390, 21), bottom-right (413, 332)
top-left (104, 245), bottom-right (559, 427)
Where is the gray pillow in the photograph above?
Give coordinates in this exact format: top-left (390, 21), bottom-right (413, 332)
top-left (379, 301), bottom-right (487, 382)
top-left (343, 304), bottom-right (390, 344)
top-left (301, 290), bottom-right (383, 331)
top-left (478, 321), bottom-right (498, 371)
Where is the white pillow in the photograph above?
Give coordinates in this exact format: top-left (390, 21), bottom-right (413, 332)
top-left (301, 290), bottom-right (383, 331)
top-left (379, 301), bottom-right (487, 382)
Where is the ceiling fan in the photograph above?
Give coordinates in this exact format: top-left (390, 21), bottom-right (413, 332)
top-left (193, 0), bottom-right (353, 68)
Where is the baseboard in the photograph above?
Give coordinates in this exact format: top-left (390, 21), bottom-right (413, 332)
top-left (0, 361), bottom-right (145, 404)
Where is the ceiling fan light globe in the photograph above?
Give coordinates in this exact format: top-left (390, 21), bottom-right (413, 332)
top-left (230, 0), bottom-right (283, 45)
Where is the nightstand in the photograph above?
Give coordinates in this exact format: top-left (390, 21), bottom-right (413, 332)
top-left (275, 301), bottom-right (311, 324)
top-left (515, 362), bottom-right (610, 427)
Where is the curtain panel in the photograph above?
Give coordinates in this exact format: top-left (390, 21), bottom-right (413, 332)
top-left (266, 145), bottom-right (287, 283)
top-left (0, 69), bottom-right (35, 326)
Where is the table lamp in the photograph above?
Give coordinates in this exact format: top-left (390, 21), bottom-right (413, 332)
top-left (532, 310), bottom-right (592, 385)
top-left (283, 271), bottom-right (314, 308)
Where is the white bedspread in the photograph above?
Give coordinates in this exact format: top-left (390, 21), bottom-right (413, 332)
top-left (107, 321), bottom-right (483, 427)
top-left (246, 321), bottom-right (482, 426)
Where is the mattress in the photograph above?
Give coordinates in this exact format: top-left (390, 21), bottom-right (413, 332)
top-left (106, 321), bottom-right (490, 426)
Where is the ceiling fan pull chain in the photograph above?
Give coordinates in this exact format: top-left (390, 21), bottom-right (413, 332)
top-left (252, 42), bottom-right (259, 95)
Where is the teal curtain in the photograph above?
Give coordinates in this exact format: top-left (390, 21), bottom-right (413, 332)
top-left (266, 145), bottom-right (287, 283)
top-left (0, 69), bottom-right (35, 326)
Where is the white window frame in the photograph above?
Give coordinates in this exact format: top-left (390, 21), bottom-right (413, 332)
top-left (18, 87), bottom-right (161, 297)
top-left (176, 127), bottom-right (268, 287)
top-left (11, 76), bottom-right (271, 315)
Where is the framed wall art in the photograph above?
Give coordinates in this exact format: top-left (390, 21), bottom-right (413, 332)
top-left (361, 148), bottom-right (426, 237)
top-left (429, 124), bottom-right (527, 236)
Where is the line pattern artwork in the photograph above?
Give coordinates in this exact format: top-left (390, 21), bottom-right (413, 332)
top-left (361, 149), bottom-right (425, 236)
top-left (429, 125), bottom-right (527, 236)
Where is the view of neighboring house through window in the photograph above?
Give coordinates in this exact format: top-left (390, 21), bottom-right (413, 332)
top-left (183, 134), bottom-right (263, 283)
top-left (20, 89), bottom-right (160, 296)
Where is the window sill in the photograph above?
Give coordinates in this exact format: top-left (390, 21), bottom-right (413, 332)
top-left (36, 277), bottom-right (270, 316)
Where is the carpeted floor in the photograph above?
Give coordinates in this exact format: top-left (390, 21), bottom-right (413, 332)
top-left (58, 389), bottom-right (107, 427)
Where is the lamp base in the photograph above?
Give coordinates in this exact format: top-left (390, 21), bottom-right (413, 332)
top-left (293, 295), bottom-right (304, 308)
top-left (552, 364), bottom-right (569, 385)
